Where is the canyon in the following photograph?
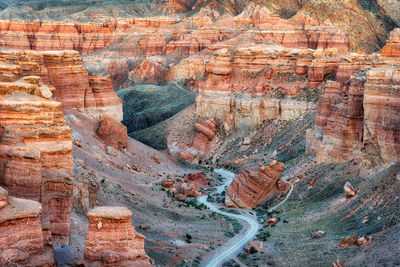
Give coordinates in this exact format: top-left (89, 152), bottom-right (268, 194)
top-left (0, 0), bottom-right (399, 266)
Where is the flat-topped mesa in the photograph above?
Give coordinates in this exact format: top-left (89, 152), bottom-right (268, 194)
top-left (225, 161), bottom-right (285, 209)
top-left (0, 49), bottom-right (123, 121)
top-left (0, 19), bottom-right (123, 55)
top-left (84, 206), bottom-right (153, 267)
top-left (0, 186), bottom-right (55, 266)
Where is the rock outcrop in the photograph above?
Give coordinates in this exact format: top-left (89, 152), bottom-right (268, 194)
top-left (178, 118), bottom-right (217, 163)
top-left (83, 206), bottom-right (153, 267)
top-left (0, 49), bottom-right (123, 121)
top-left (363, 29), bottom-right (400, 165)
top-left (225, 161), bottom-right (285, 209)
top-left (0, 53), bottom-right (75, 244)
top-left (97, 116), bottom-right (128, 149)
top-left (0, 19), bottom-right (129, 55)
top-left (307, 28), bottom-right (400, 166)
top-left (0, 186), bottom-right (54, 266)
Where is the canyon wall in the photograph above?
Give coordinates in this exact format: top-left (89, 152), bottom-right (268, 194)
top-left (188, 5), bottom-right (351, 131)
top-left (0, 51), bottom-right (74, 244)
top-left (0, 49), bottom-right (123, 121)
top-left (307, 28), bottom-right (400, 166)
top-left (0, 18), bottom-right (177, 55)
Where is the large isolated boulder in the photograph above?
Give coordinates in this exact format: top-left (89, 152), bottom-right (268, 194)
top-left (97, 116), bottom-right (128, 149)
top-left (225, 161), bottom-right (285, 209)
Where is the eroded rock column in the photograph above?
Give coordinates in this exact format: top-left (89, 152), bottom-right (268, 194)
top-left (84, 206), bottom-right (153, 267)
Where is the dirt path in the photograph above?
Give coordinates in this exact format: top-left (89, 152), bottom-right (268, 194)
top-left (199, 169), bottom-right (296, 267)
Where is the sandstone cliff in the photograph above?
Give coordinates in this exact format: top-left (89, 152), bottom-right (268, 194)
top-left (0, 49), bottom-right (123, 121)
top-left (307, 28), bottom-right (400, 166)
top-left (0, 52), bottom-right (74, 244)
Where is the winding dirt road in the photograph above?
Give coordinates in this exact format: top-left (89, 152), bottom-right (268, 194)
top-left (198, 169), bottom-right (260, 267)
top-left (199, 169), bottom-right (295, 267)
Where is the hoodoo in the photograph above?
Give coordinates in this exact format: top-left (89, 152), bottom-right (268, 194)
top-left (83, 206), bottom-right (153, 267)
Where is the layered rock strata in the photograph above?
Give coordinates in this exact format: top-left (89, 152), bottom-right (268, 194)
top-left (178, 118), bottom-right (217, 163)
top-left (225, 161), bottom-right (285, 209)
top-left (307, 28), bottom-right (400, 166)
top-left (0, 56), bottom-right (74, 244)
top-left (0, 49), bottom-right (123, 121)
top-left (362, 29), bottom-right (400, 165)
top-left (0, 19), bottom-right (134, 55)
top-left (0, 186), bottom-right (54, 266)
top-left (84, 206), bottom-right (153, 267)
top-left (195, 45), bottom-right (320, 131)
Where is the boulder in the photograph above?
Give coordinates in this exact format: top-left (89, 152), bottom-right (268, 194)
top-left (244, 241), bottom-right (263, 253)
top-left (106, 146), bottom-right (118, 157)
top-left (97, 116), bottom-right (128, 149)
top-left (344, 182), bottom-right (356, 199)
top-left (225, 161), bottom-right (285, 209)
top-left (186, 172), bottom-right (207, 187)
top-left (161, 179), bottom-right (174, 188)
top-left (311, 230), bottom-right (326, 239)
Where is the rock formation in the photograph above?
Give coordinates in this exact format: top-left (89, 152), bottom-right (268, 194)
top-left (97, 116), bottom-right (128, 149)
top-left (363, 29), bottom-right (400, 166)
top-left (0, 52), bottom-right (74, 244)
top-left (225, 161), bottom-right (285, 209)
top-left (178, 118), bottom-right (217, 163)
top-left (0, 186), bottom-right (55, 266)
top-left (0, 19), bottom-right (131, 55)
top-left (83, 206), bottom-right (153, 267)
top-left (0, 49), bottom-right (123, 121)
top-left (307, 28), bottom-right (400, 166)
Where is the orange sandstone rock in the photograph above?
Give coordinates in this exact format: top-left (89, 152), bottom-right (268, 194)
top-left (0, 187), bottom-right (55, 266)
top-left (84, 206), bottom-right (153, 267)
top-left (225, 161), bottom-right (285, 209)
top-left (97, 116), bottom-right (128, 150)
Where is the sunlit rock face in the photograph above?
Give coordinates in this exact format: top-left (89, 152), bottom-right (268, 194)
top-left (0, 20), bottom-right (119, 54)
top-left (0, 49), bottom-right (122, 121)
top-left (191, 5), bottom-right (350, 131)
top-left (0, 50), bottom-right (74, 244)
top-left (0, 187), bottom-right (55, 267)
top-left (308, 28), bottom-right (400, 166)
top-left (363, 30), bottom-right (400, 165)
top-left (225, 161), bottom-right (285, 209)
top-left (83, 206), bottom-right (153, 267)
